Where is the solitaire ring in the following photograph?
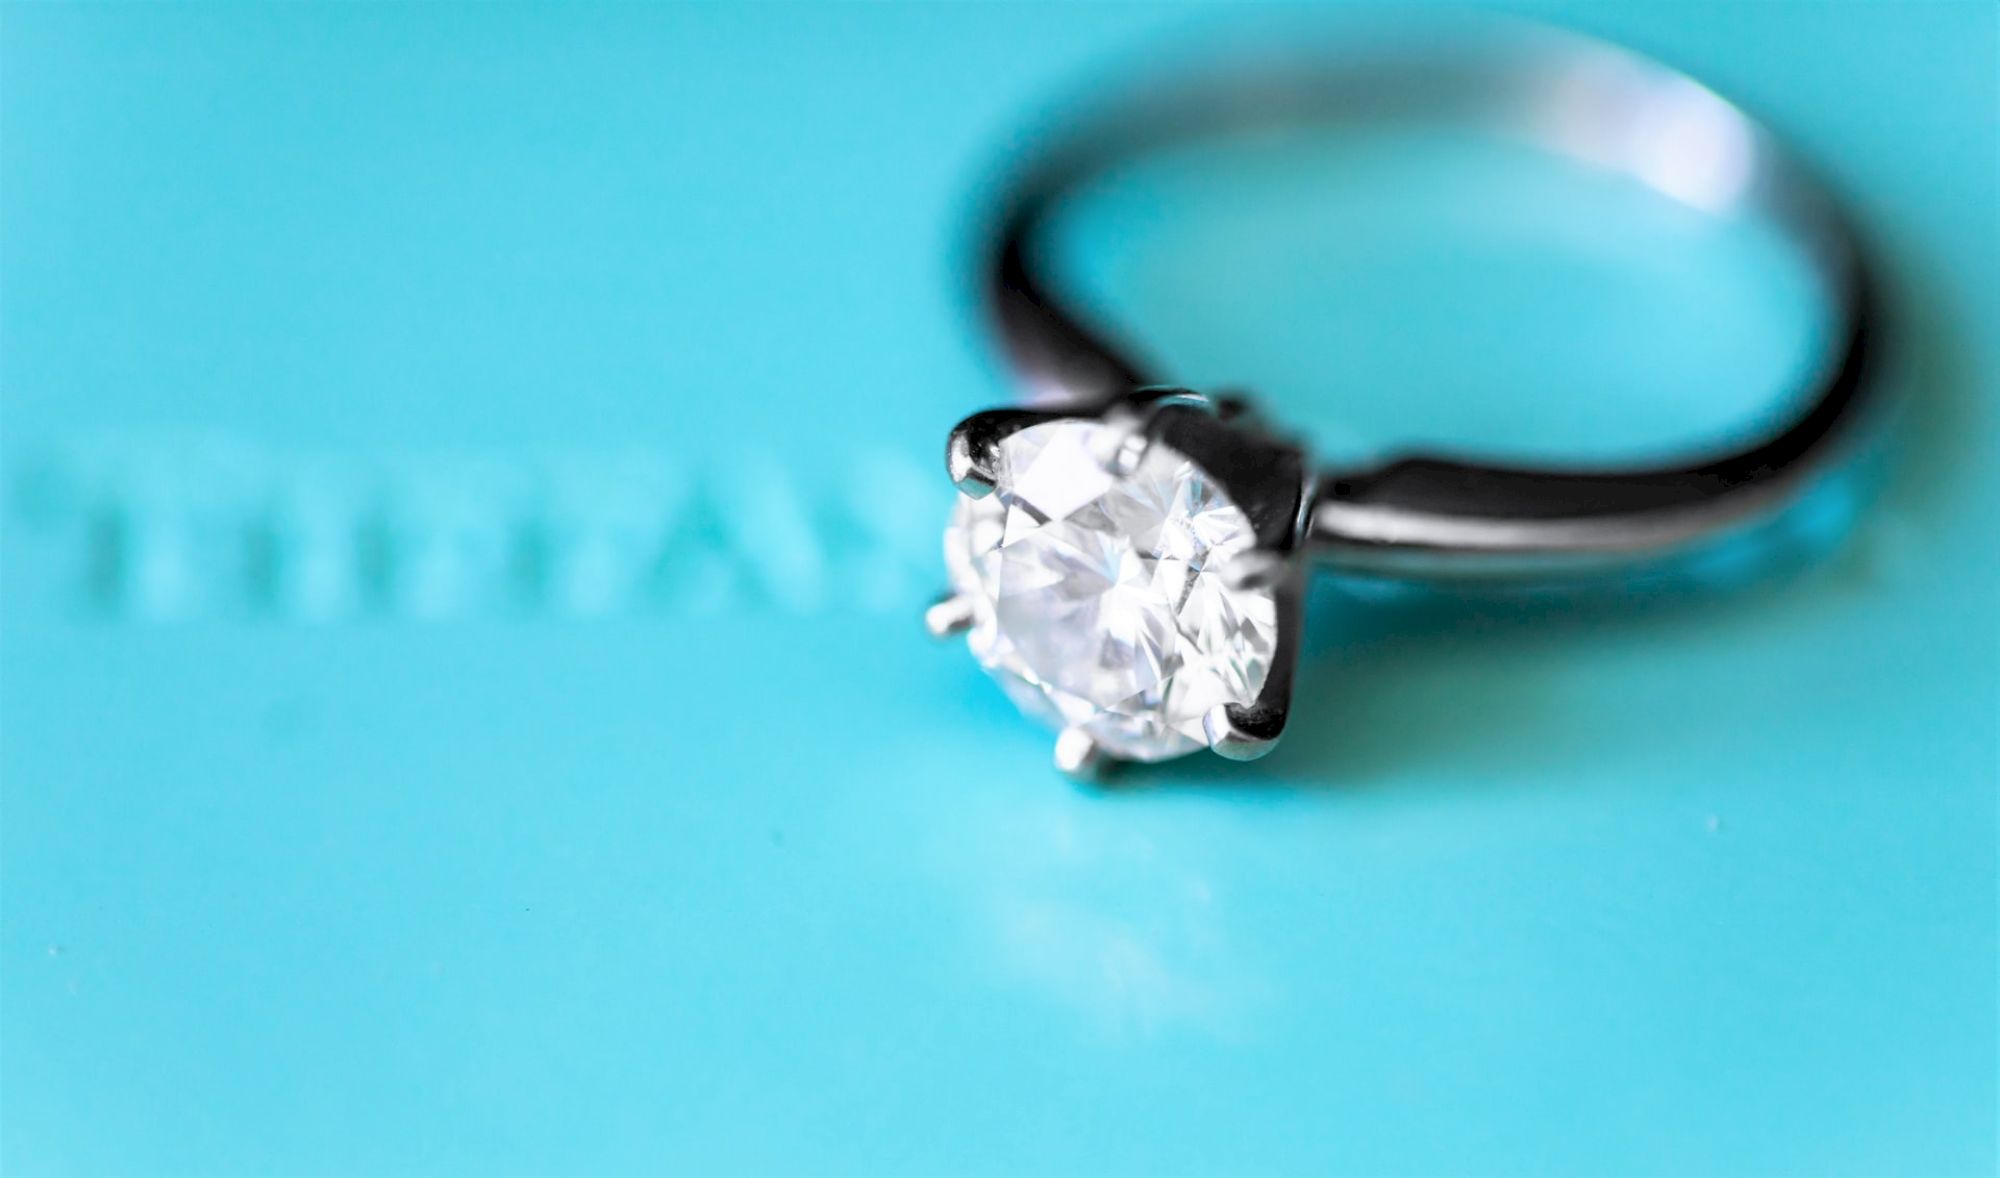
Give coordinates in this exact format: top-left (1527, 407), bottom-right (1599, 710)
top-left (926, 24), bottom-right (1882, 779)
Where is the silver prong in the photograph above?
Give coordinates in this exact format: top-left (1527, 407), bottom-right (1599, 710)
top-left (924, 593), bottom-right (974, 640)
top-left (1219, 550), bottom-right (1287, 591)
top-left (1053, 727), bottom-right (1107, 781)
top-left (1203, 703), bottom-right (1281, 762)
top-left (1096, 422), bottom-right (1151, 477)
top-left (946, 408), bottom-right (1049, 499)
top-left (947, 408), bottom-right (1052, 498)
top-left (946, 429), bottom-right (996, 498)
top-left (1093, 389), bottom-right (1216, 477)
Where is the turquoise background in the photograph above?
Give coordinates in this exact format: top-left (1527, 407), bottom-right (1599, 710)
top-left (3, 3), bottom-right (1994, 1175)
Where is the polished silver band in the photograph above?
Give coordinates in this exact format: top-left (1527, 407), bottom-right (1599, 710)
top-left (980, 23), bottom-right (1882, 580)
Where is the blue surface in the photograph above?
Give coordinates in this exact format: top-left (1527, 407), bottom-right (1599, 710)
top-left (3, 3), bottom-right (1994, 1175)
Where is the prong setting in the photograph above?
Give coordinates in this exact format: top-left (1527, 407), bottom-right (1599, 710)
top-left (939, 387), bottom-right (1309, 775)
top-left (945, 408), bottom-right (1057, 500)
top-left (1093, 426), bottom-right (1151, 477)
top-left (924, 593), bottom-right (974, 640)
top-left (1053, 727), bottom-right (1110, 781)
top-left (1219, 550), bottom-right (1288, 592)
top-left (1203, 703), bottom-right (1283, 761)
top-left (1093, 388), bottom-right (1217, 476)
top-left (945, 430), bottom-right (996, 498)
top-left (1204, 557), bottom-right (1301, 764)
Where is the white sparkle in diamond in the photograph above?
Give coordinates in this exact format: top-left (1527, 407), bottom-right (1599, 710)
top-left (945, 419), bottom-right (1277, 761)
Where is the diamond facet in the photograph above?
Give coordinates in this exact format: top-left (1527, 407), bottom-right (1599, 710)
top-left (945, 419), bottom-right (1279, 761)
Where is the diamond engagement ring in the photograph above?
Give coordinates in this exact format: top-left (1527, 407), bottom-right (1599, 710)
top-left (927, 24), bottom-right (1882, 779)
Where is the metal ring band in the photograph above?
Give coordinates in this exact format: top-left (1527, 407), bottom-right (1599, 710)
top-left (979, 22), bottom-right (1883, 579)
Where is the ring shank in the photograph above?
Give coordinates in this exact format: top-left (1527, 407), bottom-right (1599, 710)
top-left (982, 24), bottom-right (1880, 578)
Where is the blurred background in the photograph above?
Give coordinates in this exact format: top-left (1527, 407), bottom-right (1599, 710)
top-left (3, 2), bottom-right (1993, 1175)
